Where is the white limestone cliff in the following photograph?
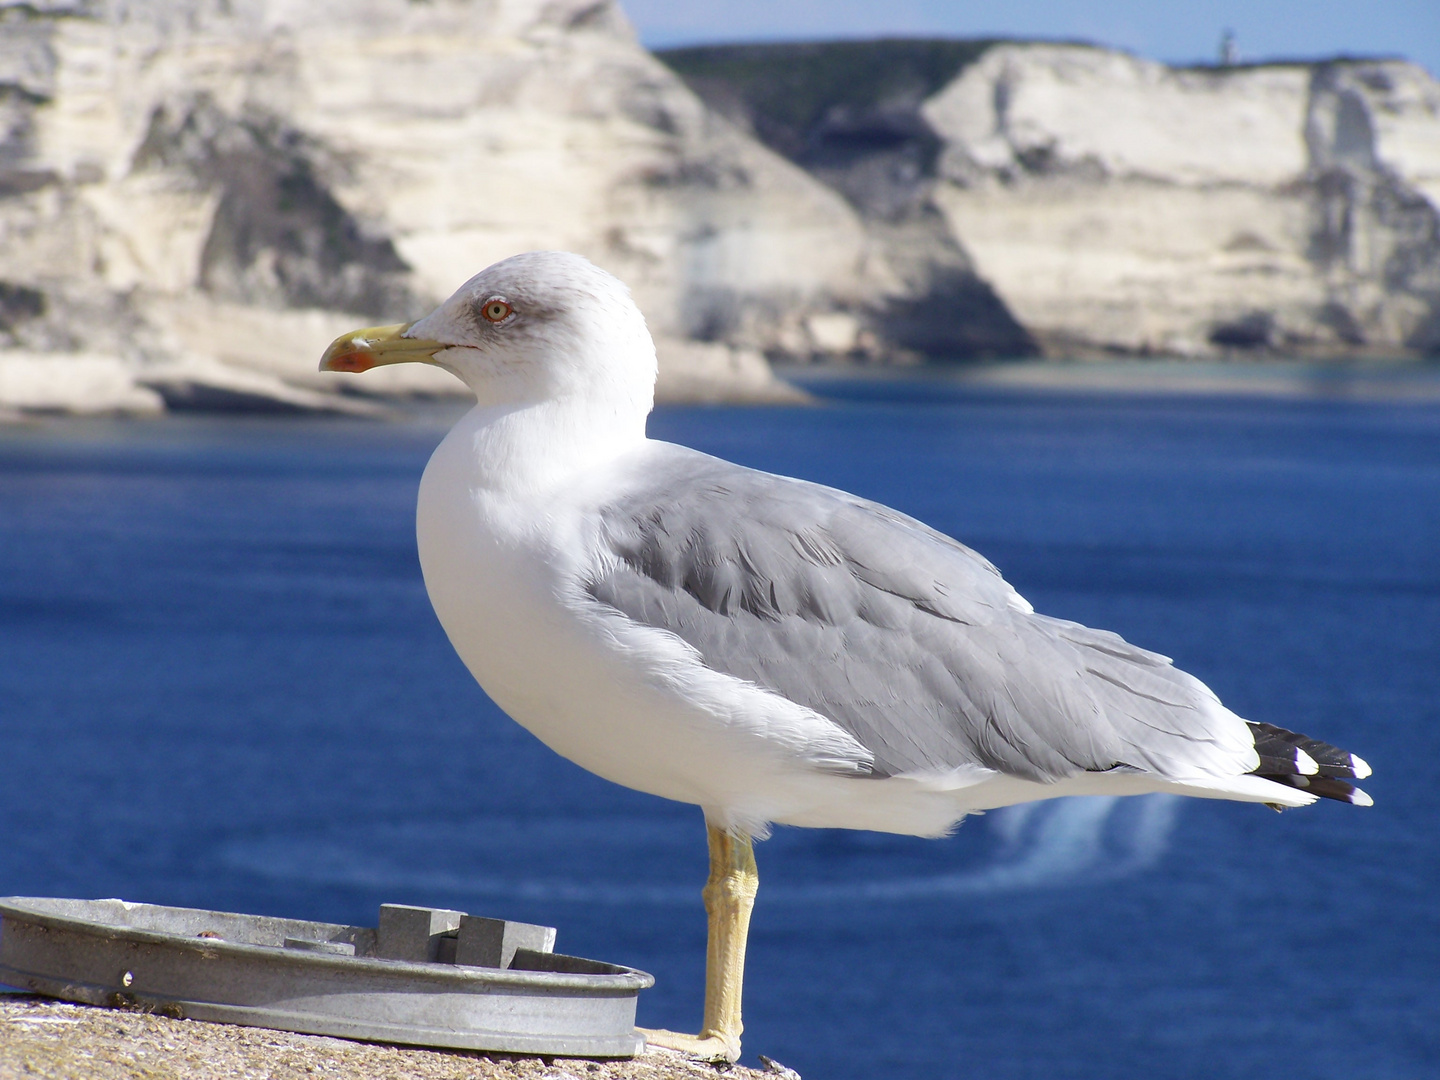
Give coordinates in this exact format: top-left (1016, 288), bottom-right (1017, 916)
top-left (6, 18), bottom-right (1440, 419)
top-left (922, 45), bottom-right (1440, 357)
top-left (0, 0), bottom-right (874, 415)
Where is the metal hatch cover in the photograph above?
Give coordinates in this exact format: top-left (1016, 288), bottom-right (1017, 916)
top-left (0, 897), bottom-right (653, 1058)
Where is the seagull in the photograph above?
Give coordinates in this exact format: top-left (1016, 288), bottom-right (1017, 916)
top-left (321, 251), bottom-right (1372, 1063)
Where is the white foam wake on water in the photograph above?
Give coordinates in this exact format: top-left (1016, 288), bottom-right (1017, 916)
top-left (772, 794), bottom-right (1181, 902)
top-left (220, 795), bottom-right (1182, 906)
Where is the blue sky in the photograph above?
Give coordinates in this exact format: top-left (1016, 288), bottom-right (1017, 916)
top-left (624, 0), bottom-right (1440, 78)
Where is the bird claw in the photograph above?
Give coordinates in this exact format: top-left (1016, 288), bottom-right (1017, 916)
top-left (637, 1027), bottom-right (741, 1064)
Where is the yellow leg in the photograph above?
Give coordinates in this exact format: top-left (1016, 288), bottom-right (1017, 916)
top-left (639, 822), bottom-right (758, 1063)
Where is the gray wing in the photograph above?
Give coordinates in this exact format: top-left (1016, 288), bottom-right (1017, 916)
top-left (584, 446), bottom-right (1254, 783)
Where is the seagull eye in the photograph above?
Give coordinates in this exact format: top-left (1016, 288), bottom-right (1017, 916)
top-left (481, 299), bottom-right (513, 323)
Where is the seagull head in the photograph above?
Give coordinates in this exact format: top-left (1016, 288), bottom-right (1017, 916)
top-left (321, 251), bottom-right (657, 415)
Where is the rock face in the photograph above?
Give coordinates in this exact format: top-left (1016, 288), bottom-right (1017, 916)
top-left (657, 41), bottom-right (1039, 361)
top-left (6, 20), bottom-right (1438, 419)
top-left (0, 0), bottom-right (886, 415)
top-left (925, 45), bottom-right (1440, 357)
top-left (662, 40), bottom-right (1440, 359)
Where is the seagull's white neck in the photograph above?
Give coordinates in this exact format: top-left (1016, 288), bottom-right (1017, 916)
top-left (446, 396), bottom-right (649, 496)
top-left (424, 297), bottom-right (659, 498)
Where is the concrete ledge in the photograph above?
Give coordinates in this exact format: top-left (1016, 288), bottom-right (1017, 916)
top-left (0, 995), bottom-right (786, 1080)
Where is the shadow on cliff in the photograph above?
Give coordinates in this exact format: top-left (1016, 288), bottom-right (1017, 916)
top-left (876, 263), bottom-right (1038, 360)
top-left (134, 93), bottom-right (417, 320)
top-left (658, 39), bottom-right (1040, 362)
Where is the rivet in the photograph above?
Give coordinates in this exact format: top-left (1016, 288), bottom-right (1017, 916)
top-left (121, 971), bottom-right (134, 987)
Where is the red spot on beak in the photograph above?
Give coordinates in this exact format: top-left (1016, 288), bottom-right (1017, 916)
top-left (323, 349), bottom-right (376, 373)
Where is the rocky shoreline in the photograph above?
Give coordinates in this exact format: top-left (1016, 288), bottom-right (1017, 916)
top-left (780, 356), bottom-right (1440, 404)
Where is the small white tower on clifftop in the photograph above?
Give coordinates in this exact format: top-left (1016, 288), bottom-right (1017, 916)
top-left (1220, 29), bottom-right (1240, 66)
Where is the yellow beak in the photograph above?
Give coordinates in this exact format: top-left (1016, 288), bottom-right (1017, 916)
top-left (319, 322), bottom-right (449, 374)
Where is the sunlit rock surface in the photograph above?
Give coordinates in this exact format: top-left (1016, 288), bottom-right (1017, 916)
top-left (0, 995), bottom-right (782, 1080)
top-left (6, 18), bottom-right (1440, 418)
top-left (663, 40), bottom-right (1440, 360)
top-left (924, 45), bottom-right (1440, 357)
top-left (656, 40), bottom-right (1040, 362)
top-left (0, 0), bottom-right (879, 415)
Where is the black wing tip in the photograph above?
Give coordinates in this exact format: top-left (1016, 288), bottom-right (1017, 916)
top-left (1246, 721), bottom-right (1373, 805)
top-left (1273, 773), bottom-right (1374, 806)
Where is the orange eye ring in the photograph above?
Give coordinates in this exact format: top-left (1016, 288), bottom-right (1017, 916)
top-left (481, 299), bottom-right (513, 323)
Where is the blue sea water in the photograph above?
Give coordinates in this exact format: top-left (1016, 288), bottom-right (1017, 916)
top-left (1, 387), bottom-right (1437, 1080)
